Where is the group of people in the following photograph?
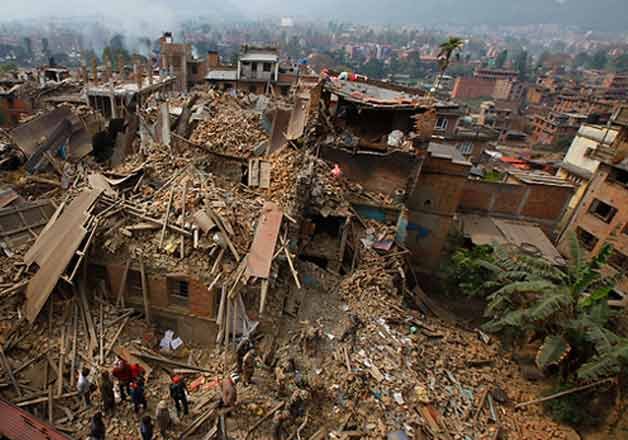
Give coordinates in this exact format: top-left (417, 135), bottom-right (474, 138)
top-left (83, 355), bottom-right (191, 439)
top-left (84, 343), bottom-right (264, 439)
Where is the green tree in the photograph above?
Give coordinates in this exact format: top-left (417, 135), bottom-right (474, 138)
top-left (495, 49), bottom-right (508, 69)
top-left (480, 234), bottom-right (628, 382)
top-left (432, 36), bottom-right (464, 96)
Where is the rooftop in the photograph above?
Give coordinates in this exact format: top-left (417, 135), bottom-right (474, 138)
top-left (508, 170), bottom-right (575, 188)
top-left (428, 142), bottom-right (471, 165)
top-left (325, 78), bottom-right (430, 109)
top-left (240, 53), bottom-right (279, 63)
top-left (461, 214), bottom-right (566, 265)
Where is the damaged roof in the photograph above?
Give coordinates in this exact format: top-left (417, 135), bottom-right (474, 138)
top-left (325, 78), bottom-right (431, 109)
top-left (461, 214), bottom-right (565, 265)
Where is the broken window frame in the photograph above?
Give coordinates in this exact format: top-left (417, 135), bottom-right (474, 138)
top-left (607, 167), bottom-right (628, 187)
top-left (263, 62), bottom-right (272, 72)
top-left (576, 226), bottom-right (599, 251)
top-left (167, 276), bottom-right (189, 307)
top-left (608, 249), bottom-right (628, 272)
top-left (588, 198), bottom-right (617, 224)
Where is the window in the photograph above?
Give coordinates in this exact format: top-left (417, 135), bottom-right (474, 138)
top-left (608, 250), bottom-right (628, 272)
top-left (263, 63), bottom-right (272, 72)
top-left (126, 270), bottom-right (143, 299)
top-left (588, 199), bottom-right (617, 223)
top-left (608, 167), bottom-right (628, 187)
top-left (168, 277), bottom-right (189, 307)
top-left (190, 64), bottom-right (198, 75)
top-left (435, 117), bottom-right (448, 130)
top-left (576, 227), bottom-right (599, 251)
top-left (251, 62), bottom-right (258, 71)
top-left (458, 142), bottom-right (473, 155)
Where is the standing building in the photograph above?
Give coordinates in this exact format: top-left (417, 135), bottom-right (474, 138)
top-left (237, 46), bottom-right (279, 95)
top-left (555, 124), bottom-right (618, 232)
top-left (558, 106), bottom-right (628, 307)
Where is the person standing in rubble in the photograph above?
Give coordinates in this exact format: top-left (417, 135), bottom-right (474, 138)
top-left (99, 371), bottom-right (116, 416)
top-left (271, 409), bottom-right (290, 440)
top-left (241, 348), bottom-right (256, 386)
top-left (77, 367), bottom-right (93, 408)
top-left (89, 412), bottom-right (106, 440)
top-left (169, 375), bottom-right (189, 417)
top-left (130, 380), bottom-right (148, 414)
top-left (139, 415), bottom-right (154, 440)
top-left (219, 373), bottom-right (238, 407)
top-left (112, 356), bottom-right (133, 401)
top-left (155, 400), bottom-right (172, 439)
top-left (131, 362), bottom-right (146, 387)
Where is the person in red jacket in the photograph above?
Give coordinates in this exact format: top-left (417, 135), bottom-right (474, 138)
top-left (112, 356), bottom-right (133, 401)
top-left (130, 363), bottom-right (146, 386)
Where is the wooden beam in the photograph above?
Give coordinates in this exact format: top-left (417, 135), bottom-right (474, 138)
top-left (0, 345), bottom-right (22, 397)
top-left (56, 326), bottom-right (65, 396)
top-left (16, 391), bottom-right (78, 407)
top-left (77, 282), bottom-right (98, 357)
top-left (139, 254), bottom-right (151, 324)
top-left (104, 315), bottom-right (130, 359)
top-left (159, 185), bottom-right (175, 248)
top-left (259, 279), bottom-right (269, 317)
top-left (116, 259), bottom-right (131, 308)
top-left (245, 402), bottom-right (285, 440)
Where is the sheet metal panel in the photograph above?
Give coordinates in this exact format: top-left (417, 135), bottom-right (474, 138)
top-left (246, 202), bottom-right (283, 279)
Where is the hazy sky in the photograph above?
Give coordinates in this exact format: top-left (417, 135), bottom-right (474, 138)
top-left (2, 0), bottom-right (626, 31)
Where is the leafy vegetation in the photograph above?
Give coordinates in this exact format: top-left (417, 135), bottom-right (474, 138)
top-left (432, 36), bottom-right (464, 94)
top-left (447, 233), bottom-right (628, 384)
top-left (442, 245), bottom-right (495, 296)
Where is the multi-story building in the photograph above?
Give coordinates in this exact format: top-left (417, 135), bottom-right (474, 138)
top-left (558, 106), bottom-right (628, 308)
top-left (479, 101), bottom-right (513, 131)
top-left (474, 68), bottom-right (518, 82)
top-left (530, 112), bottom-right (587, 146)
top-left (555, 124), bottom-right (619, 233)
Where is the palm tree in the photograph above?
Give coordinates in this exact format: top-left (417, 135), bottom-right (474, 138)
top-left (479, 233), bottom-right (628, 382)
top-left (431, 37), bottom-right (465, 96)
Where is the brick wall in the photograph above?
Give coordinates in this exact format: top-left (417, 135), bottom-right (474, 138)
top-left (320, 145), bottom-right (420, 195)
top-left (406, 154), bottom-right (470, 270)
top-left (459, 180), bottom-right (573, 237)
top-left (451, 77), bottom-right (496, 100)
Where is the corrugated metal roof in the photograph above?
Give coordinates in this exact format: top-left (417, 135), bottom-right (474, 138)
top-left (0, 398), bottom-right (72, 440)
top-left (461, 214), bottom-right (565, 265)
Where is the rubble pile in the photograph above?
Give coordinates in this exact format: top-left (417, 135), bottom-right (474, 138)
top-left (190, 97), bottom-right (268, 158)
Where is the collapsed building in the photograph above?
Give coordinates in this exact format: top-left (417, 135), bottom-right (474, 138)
top-left (0, 62), bottom-right (584, 440)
